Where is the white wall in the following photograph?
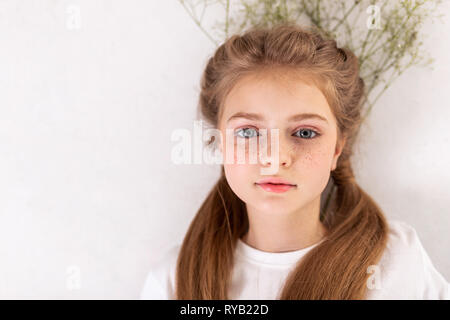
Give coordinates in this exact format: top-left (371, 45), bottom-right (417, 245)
top-left (355, 0), bottom-right (450, 283)
top-left (0, 0), bottom-right (448, 299)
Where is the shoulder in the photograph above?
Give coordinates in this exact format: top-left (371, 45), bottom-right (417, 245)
top-left (139, 243), bottom-right (181, 300)
top-left (366, 219), bottom-right (449, 299)
top-left (383, 219), bottom-right (424, 258)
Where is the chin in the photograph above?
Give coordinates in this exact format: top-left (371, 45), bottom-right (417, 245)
top-left (252, 199), bottom-right (300, 212)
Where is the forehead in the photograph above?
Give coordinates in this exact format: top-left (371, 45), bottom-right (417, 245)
top-left (220, 71), bottom-right (333, 125)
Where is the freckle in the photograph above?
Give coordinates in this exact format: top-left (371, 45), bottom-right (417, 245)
top-left (303, 151), bottom-right (313, 162)
top-left (301, 147), bottom-right (326, 167)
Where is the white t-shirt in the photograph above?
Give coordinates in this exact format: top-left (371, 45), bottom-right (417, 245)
top-left (140, 219), bottom-right (450, 299)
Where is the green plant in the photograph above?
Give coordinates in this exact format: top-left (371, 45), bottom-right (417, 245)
top-left (179, 0), bottom-right (444, 123)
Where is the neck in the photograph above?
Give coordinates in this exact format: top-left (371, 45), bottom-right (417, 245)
top-left (241, 196), bottom-right (328, 253)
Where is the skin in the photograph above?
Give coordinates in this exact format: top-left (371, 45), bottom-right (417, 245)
top-left (217, 70), bottom-right (346, 253)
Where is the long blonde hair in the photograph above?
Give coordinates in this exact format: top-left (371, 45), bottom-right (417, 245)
top-left (175, 22), bottom-right (389, 299)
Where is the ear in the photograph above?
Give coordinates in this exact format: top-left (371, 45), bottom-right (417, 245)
top-left (331, 136), bottom-right (346, 171)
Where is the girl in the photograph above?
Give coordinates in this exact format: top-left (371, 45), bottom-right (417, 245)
top-left (141, 23), bottom-right (449, 300)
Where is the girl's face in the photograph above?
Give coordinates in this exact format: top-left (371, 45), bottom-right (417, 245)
top-left (217, 72), bottom-right (345, 215)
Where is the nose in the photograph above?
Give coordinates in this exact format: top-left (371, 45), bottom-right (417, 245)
top-left (259, 132), bottom-right (293, 168)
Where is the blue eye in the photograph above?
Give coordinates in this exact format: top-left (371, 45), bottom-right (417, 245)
top-left (234, 127), bottom-right (320, 140)
top-left (235, 127), bottom-right (260, 139)
top-left (293, 128), bottom-right (319, 139)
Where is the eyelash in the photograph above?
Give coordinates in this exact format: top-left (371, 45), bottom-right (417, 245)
top-left (234, 127), bottom-right (321, 140)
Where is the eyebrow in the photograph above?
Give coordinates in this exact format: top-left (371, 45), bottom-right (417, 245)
top-left (226, 112), bottom-right (329, 124)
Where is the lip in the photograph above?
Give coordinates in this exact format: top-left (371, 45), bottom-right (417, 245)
top-left (256, 177), bottom-right (296, 186)
top-left (255, 177), bottom-right (297, 194)
top-left (256, 183), bottom-right (295, 193)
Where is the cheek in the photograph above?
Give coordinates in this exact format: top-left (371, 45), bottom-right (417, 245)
top-left (223, 162), bottom-right (251, 184)
top-left (223, 163), bottom-right (256, 202)
top-left (222, 137), bottom-right (261, 165)
top-left (294, 141), bottom-right (335, 169)
top-left (294, 143), bottom-right (335, 190)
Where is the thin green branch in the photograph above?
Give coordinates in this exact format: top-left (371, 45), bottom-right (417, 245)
top-left (179, 0), bottom-right (218, 45)
top-left (362, 7), bottom-right (416, 66)
top-left (179, 0), bottom-right (443, 123)
top-left (358, 29), bottom-right (374, 66)
top-left (225, 0), bottom-right (230, 38)
top-left (361, 68), bottom-right (402, 124)
top-left (330, 1), bottom-right (358, 33)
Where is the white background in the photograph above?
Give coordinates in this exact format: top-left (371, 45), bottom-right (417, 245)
top-left (0, 0), bottom-right (448, 299)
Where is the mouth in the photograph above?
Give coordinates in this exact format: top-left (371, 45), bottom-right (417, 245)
top-left (255, 177), bottom-right (297, 186)
top-left (255, 182), bottom-right (297, 193)
top-left (257, 182), bottom-right (296, 186)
